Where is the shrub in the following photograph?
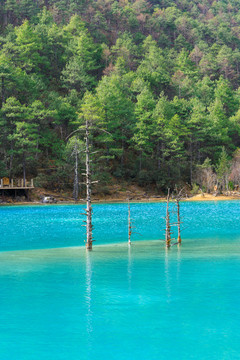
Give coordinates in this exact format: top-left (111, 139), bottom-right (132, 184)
top-left (191, 183), bottom-right (199, 195)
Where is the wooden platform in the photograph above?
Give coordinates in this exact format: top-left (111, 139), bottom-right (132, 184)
top-left (0, 178), bottom-right (34, 189)
top-left (0, 186), bottom-right (34, 190)
top-left (0, 178), bottom-right (34, 200)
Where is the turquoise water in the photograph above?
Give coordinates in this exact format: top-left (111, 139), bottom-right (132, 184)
top-left (1, 201), bottom-right (240, 359)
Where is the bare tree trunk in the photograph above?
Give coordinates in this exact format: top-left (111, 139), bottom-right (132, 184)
top-left (165, 189), bottom-right (171, 248)
top-left (85, 118), bottom-right (93, 250)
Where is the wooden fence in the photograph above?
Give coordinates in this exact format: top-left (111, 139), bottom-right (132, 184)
top-left (0, 178), bottom-right (34, 189)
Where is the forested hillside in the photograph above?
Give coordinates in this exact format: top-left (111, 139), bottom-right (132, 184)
top-left (1, 0), bottom-right (240, 194)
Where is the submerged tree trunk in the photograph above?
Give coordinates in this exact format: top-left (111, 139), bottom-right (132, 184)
top-left (85, 118), bottom-right (93, 250)
top-left (165, 188), bottom-right (171, 248)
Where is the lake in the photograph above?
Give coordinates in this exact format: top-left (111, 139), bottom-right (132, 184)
top-left (1, 201), bottom-right (240, 359)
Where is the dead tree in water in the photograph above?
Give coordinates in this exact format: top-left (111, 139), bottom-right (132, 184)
top-left (84, 117), bottom-right (93, 250)
top-left (80, 92), bottom-right (108, 249)
top-left (165, 189), bottom-right (171, 248)
top-left (80, 93), bottom-right (104, 250)
top-left (127, 199), bottom-right (140, 245)
top-left (81, 118), bottom-right (94, 250)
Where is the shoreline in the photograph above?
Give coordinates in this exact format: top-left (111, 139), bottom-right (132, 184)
top-left (1, 192), bottom-right (240, 206)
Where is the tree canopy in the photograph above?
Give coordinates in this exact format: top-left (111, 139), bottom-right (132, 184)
top-left (1, 0), bottom-right (240, 193)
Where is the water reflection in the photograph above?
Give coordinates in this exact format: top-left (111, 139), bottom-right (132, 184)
top-left (85, 251), bottom-right (93, 352)
top-left (177, 244), bottom-right (181, 282)
top-left (164, 248), bottom-right (171, 302)
top-left (127, 245), bottom-right (132, 291)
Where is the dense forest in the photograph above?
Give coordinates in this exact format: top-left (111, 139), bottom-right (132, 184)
top-left (1, 0), bottom-right (240, 195)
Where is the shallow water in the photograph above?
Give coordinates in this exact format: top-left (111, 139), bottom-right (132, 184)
top-left (1, 201), bottom-right (240, 250)
top-left (1, 201), bottom-right (240, 359)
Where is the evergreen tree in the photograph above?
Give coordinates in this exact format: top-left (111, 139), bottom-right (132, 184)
top-left (216, 147), bottom-right (230, 191)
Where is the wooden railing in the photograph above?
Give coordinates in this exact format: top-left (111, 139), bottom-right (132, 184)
top-left (0, 178), bottom-right (34, 188)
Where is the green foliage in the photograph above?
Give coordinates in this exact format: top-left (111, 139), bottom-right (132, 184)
top-left (191, 183), bottom-right (199, 195)
top-left (216, 147), bottom-right (230, 179)
top-left (216, 146), bottom-right (230, 191)
top-left (1, 2), bottom-right (240, 191)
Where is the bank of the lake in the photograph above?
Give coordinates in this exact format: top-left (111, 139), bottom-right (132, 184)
top-left (1, 191), bottom-right (240, 206)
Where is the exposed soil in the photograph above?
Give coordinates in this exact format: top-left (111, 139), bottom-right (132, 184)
top-left (1, 184), bottom-right (240, 205)
top-left (186, 193), bottom-right (240, 201)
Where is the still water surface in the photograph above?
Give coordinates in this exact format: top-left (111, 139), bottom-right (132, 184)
top-left (1, 201), bottom-right (240, 359)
